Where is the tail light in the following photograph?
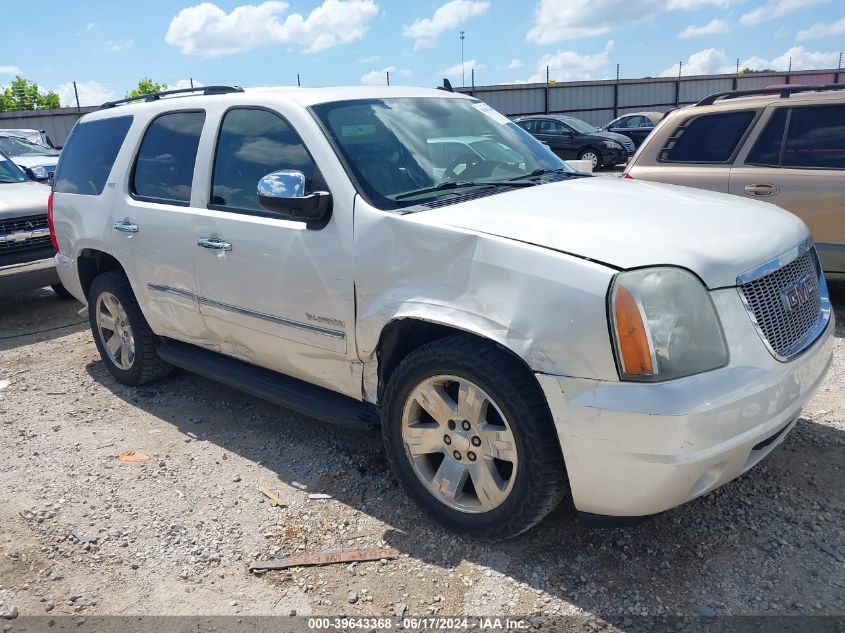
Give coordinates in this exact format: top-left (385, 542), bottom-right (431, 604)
top-left (47, 191), bottom-right (58, 251)
top-left (623, 173), bottom-right (633, 180)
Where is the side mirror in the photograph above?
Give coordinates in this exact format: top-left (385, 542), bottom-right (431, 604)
top-left (257, 170), bottom-right (332, 223)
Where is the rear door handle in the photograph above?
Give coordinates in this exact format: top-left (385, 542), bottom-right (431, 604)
top-left (197, 237), bottom-right (232, 251)
top-left (113, 220), bottom-right (139, 233)
top-left (744, 184), bottom-right (780, 196)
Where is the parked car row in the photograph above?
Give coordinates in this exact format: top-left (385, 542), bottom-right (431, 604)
top-left (625, 84), bottom-right (845, 280)
top-left (36, 83), bottom-right (832, 540)
top-left (0, 149), bottom-right (68, 296)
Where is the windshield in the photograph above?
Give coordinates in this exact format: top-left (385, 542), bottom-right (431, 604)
top-left (0, 136), bottom-right (59, 157)
top-left (0, 151), bottom-right (27, 183)
top-left (312, 97), bottom-right (572, 209)
top-left (561, 117), bottom-right (598, 135)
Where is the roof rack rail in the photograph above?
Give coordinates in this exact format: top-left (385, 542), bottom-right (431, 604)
top-left (100, 85), bottom-right (245, 109)
top-left (696, 83), bottom-right (845, 107)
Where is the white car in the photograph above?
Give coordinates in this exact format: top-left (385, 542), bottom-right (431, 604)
top-left (51, 85), bottom-right (834, 539)
top-left (0, 135), bottom-right (60, 182)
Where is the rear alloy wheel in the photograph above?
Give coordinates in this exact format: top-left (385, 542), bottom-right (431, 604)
top-left (96, 291), bottom-right (136, 371)
top-left (578, 148), bottom-right (602, 169)
top-left (381, 334), bottom-right (568, 540)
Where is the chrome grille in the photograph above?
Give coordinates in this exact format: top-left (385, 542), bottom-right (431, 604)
top-left (739, 249), bottom-right (824, 359)
top-left (0, 214), bottom-right (51, 253)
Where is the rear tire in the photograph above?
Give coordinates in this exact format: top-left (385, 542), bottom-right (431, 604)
top-left (88, 271), bottom-right (172, 386)
top-left (381, 334), bottom-right (568, 540)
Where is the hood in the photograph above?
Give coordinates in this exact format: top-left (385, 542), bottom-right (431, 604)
top-left (12, 155), bottom-right (59, 169)
top-left (0, 180), bottom-right (50, 219)
top-left (412, 177), bottom-right (808, 289)
top-left (595, 130), bottom-right (633, 145)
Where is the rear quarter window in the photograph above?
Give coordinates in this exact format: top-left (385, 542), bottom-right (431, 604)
top-left (53, 116), bottom-right (133, 195)
top-left (661, 110), bottom-right (756, 163)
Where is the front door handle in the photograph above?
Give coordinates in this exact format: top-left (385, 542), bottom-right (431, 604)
top-left (744, 184), bottom-right (780, 196)
top-left (113, 220), bottom-right (139, 233)
top-left (197, 237), bottom-right (232, 251)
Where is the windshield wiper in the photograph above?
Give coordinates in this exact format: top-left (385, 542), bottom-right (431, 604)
top-left (512, 168), bottom-right (589, 181)
top-left (394, 179), bottom-right (536, 201)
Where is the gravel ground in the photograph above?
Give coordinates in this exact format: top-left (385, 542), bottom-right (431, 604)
top-left (0, 282), bottom-right (843, 629)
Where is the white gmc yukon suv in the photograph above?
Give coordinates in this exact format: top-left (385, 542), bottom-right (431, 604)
top-left (51, 85), bottom-right (834, 539)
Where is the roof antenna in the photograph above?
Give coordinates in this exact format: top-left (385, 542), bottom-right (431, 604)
top-left (437, 78), bottom-right (454, 92)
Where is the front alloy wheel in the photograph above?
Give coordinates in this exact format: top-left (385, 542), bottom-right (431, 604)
top-left (402, 375), bottom-right (518, 513)
top-left (381, 334), bottom-right (568, 540)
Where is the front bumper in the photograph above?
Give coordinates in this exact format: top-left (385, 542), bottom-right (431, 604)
top-left (537, 288), bottom-right (835, 518)
top-left (0, 256), bottom-right (59, 294)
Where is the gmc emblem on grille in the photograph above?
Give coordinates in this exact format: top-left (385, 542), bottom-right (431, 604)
top-left (781, 273), bottom-right (816, 312)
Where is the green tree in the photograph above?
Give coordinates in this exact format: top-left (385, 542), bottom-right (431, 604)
top-left (0, 76), bottom-right (60, 111)
top-left (739, 68), bottom-right (777, 75)
top-left (126, 77), bottom-right (168, 99)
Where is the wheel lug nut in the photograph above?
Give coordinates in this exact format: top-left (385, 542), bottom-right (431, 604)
top-left (471, 436), bottom-right (481, 447)
top-left (444, 435), bottom-right (452, 445)
top-left (467, 451), bottom-right (477, 462)
top-left (453, 450), bottom-right (462, 460)
top-left (448, 420), bottom-right (456, 431)
top-left (461, 420), bottom-right (471, 431)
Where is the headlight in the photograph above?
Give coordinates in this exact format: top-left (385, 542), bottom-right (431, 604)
top-left (609, 267), bottom-right (728, 381)
top-left (602, 140), bottom-right (622, 149)
top-left (28, 166), bottom-right (49, 179)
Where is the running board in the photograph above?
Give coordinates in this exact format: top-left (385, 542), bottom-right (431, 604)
top-left (157, 341), bottom-right (378, 432)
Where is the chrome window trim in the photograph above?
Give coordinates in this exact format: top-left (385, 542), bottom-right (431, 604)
top-left (736, 244), bottom-right (831, 363)
top-left (736, 236), bottom-right (814, 285)
top-left (146, 283), bottom-right (345, 339)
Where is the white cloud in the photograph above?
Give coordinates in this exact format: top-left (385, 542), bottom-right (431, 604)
top-left (796, 17), bottom-right (845, 40)
top-left (172, 79), bottom-right (205, 89)
top-left (0, 65), bottom-right (22, 75)
top-left (743, 45), bottom-right (840, 70)
top-left (526, 0), bottom-right (734, 43)
top-left (661, 44), bottom-right (840, 76)
top-left (403, 0), bottom-right (489, 49)
top-left (739, 0), bottom-right (829, 26)
top-left (527, 41), bottom-right (615, 82)
top-left (660, 48), bottom-right (734, 76)
top-left (355, 55), bottom-right (380, 64)
top-left (360, 65), bottom-right (412, 86)
top-left (678, 18), bottom-right (731, 38)
top-left (438, 59), bottom-right (484, 81)
top-left (57, 80), bottom-right (116, 107)
top-left (105, 38), bottom-right (134, 52)
top-left (507, 58), bottom-right (523, 69)
top-left (165, 0), bottom-right (379, 57)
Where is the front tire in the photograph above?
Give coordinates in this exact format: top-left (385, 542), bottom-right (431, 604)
top-left (88, 271), bottom-right (172, 385)
top-left (578, 147), bottom-right (603, 169)
top-left (381, 335), bottom-right (568, 540)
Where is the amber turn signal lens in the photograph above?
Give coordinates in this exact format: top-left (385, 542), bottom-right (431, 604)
top-left (613, 284), bottom-right (655, 377)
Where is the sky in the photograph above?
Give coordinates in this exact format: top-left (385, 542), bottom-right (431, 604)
top-left (1, 0), bottom-right (843, 106)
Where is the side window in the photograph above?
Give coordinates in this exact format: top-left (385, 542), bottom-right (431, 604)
top-left (132, 111), bottom-right (205, 205)
top-left (663, 111), bottom-right (756, 163)
top-left (783, 105), bottom-right (845, 169)
top-left (628, 116), bottom-right (648, 128)
top-left (211, 108), bottom-right (317, 212)
top-left (746, 109), bottom-right (787, 167)
top-left (517, 120), bottom-right (535, 133)
top-left (54, 116), bottom-right (133, 195)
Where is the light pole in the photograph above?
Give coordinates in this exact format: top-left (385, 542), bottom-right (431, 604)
top-left (460, 30), bottom-right (465, 87)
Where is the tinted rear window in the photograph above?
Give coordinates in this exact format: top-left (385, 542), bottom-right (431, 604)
top-left (132, 111), bottom-right (205, 205)
top-left (663, 111), bottom-right (755, 163)
top-left (54, 116), bottom-right (133, 195)
top-left (783, 105), bottom-right (845, 169)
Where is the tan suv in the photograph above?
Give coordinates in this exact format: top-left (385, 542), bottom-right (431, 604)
top-left (625, 85), bottom-right (845, 279)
